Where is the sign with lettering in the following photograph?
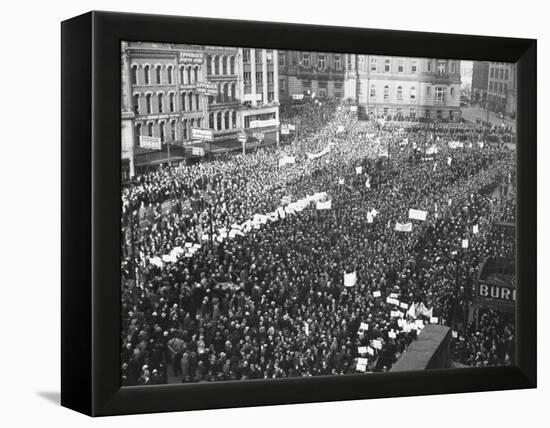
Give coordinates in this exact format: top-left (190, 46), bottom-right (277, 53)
top-left (477, 282), bottom-right (516, 303)
top-left (195, 82), bottom-right (217, 95)
top-left (180, 52), bottom-right (203, 64)
top-left (191, 128), bottom-right (214, 141)
top-left (139, 136), bottom-right (161, 150)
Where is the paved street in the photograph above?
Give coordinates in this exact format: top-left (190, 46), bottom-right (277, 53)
top-left (461, 106), bottom-right (516, 132)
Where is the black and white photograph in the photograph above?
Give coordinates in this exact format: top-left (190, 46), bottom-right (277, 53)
top-left (120, 43), bottom-right (517, 386)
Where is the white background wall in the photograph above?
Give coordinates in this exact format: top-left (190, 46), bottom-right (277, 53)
top-left (0, 0), bottom-right (546, 425)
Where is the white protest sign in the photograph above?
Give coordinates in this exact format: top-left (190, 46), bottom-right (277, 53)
top-left (373, 291), bottom-right (381, 298)
top-left (316, 200), bottom-right (332, 210)
top-left (372, 340), bottom-right (382, 350)
top-left (359, 322), bottom-right (369, 331)
top-left (430, 317), bottom-right (439, 324)
top-left (344, 271), bottom-right (357, 287)
top-left (473, 225), bottom-right (479, 234)
top-left (356, 166), bottom-right (363, 174)
top-left (409, 208), bottom-right (428, 221)
top-left (358, 346), bottom-right (367, 354)
top-left (388, 331), bottom-right (397, 339)
top-left (395, 222), bottom-right (413, 232)
top-left (462, 239), bottom-right (469, 248)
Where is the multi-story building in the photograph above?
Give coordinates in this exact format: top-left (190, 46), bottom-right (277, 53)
top-left (487, 62), bottom-right (516, 118)
top-left (278, 51), bottom-right (346, 101)
top-left (121, 42), bottom-right (210, 177)
top-left (204, 47), bottom-right (241, 143)
top-left (471, 61), bottom-right (490, 105)
top-left (239, 48), bottom-right (280, 145)
top-left (344, 55), bottom-right (461, 121)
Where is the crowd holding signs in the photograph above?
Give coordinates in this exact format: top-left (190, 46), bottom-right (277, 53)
top-left (120, 99), bottom-right (516, 385)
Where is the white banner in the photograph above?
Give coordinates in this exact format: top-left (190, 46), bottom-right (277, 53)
top-left (278, 156), bottom-right (295, 167)
top-left (291, 94), bottom-right (304, 100)
top-left (448, 141), bottom-right (464, 149)
top-left (306, 145), bottom-right (332, 160)
top-left (395, 222), bottom-right (413, 232)
top-left (355, 166), bottom-right (363, 174)
top-left (409, 208), bottom-right (428, 221)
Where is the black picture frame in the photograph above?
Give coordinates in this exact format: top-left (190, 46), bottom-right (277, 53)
top-left (61, 11), bottom-right (537, 416)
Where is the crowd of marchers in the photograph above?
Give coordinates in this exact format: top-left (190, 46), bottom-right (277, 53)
top-left (120, 101), bottom-right (516, 385)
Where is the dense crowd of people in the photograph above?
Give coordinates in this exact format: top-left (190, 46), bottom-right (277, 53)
top-left (120, 100), bottom-right (516, 386)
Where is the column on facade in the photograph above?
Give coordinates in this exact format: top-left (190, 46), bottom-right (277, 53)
top-left (250, 49), bottom-right (257, 107)
top-left (262, 49), bottom-right (268, 104)
top-left (273, 49), bottom-right (279, 104)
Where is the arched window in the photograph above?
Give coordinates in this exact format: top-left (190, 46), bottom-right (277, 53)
top-left (224, 111), bottom-right (230, 129)
top-left (214, 56), bottom-right (219, 75)
top-left (230, 56), bottom-right (235, 74)
top-left (216, 83), bottom-right (221, 103)
top-left (159, 122), bottom-right (165, 142)
top-left (232, 111), bottom-right (237, 128)
top-left (158, 93), bottom-right (164, 113)
top-left (410, 86), bottom-right (416, 100)
top-left (156, 66), bottom-right (162, 84)
top-left (133, 94), bottom-right (140, 114)
top-left (182, 119), bottom-right (188, 139)
top-left (223, 84), bottom-right (229, 102)
top-left (188, 93), bottom-right (193, 110)
top-left (135, 124), bottom-right (142, 146)
top-left (181, 92), bottom-right (186, 111)
top-left (197, 118), bottom-right (201, 128)
top-left (231, 83), bottom-right (236, 101)
top-left (170, 120), bottom-right (176, 140)
top-left (144, 65), bottom-right (150, 85)
top-left (370, 84), bottom-right (376, 98)
top-left (222, 56), bottom-right (227, 75)
top-left (147, 122), bottom-right (153, 136)
top-left (190, 118), bottom-right (195, 129)
top-left (194, 67), bottom-right (198, 82)
top-left (397, 86), bottom-right (403, 101)
top-left (169, 93), bottom-right (175, 112)
top-left (187, 67), bottom-right (192, 84)
top-left (209, 113), bottom-right (214, 129)
top-left (195, 94), bottom-right (200, 110)
top-left (383, 85), bottom-right (389, 100)
top-left (131, 65), bottom-right (138, 85)
top-left (180, 67), bottom-right (185, 84)
top-left (217, 111), bottom-right (223, 130)
top-left (207, 56), bottom-right (212, 75)
top-left (167, 66), bottom-right (173, 84)
top-left (146, 94), bottom-right (152, 114)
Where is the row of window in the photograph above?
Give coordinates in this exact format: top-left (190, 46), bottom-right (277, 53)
top-left (243, 49), bottom-right (274, 65)
top-left (210, 82), bottom-right (238, 104)
top-left (131, 64), bottom-right (200, 86)
top-left (370, 108), bottom-right (455, 119)
top-left (278, 52), bottom-right (343, 70)
top-left (206, 55), bottom-right (236, 76)
top-left (133, 92), bottom-right (202, 115)
top-left (368, 85), bottom-right (455, 102)
top-left (243, 71), bottom-right (275, 85)
top-left (208, 110), bottom-right (238, 131)
top-left (136, 118), bottom-right (203, 142)
top-left (490, 67), bottom-right (510, 80)
top-left (489, 81), bottom-right (509, 93)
